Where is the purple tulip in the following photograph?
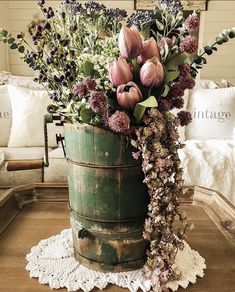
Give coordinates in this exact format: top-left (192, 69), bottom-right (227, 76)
top-left (108, 58), bottom-right (133, 87)
top-left (137, 37), bottom-right (160, 65)
top-left (140, 57), bottom-right (164, 88)
top-left (118, 25), bottom-right (143, 59)
top-left (117, 81), bottom-right (142, 110)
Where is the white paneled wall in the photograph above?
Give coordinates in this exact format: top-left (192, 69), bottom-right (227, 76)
top-left (0, 0), bottom-right (235, 83)
top-left (200, 0), bottom-right (235, 84)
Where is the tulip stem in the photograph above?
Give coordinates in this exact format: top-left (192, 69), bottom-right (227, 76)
top-left (147, 88), bottom-right (152, 98)
top-left (131, 58), bottom-right (140, 83)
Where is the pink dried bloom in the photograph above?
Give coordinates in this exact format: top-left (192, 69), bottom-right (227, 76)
top-left (172, 97), bottom-right (184, 109)
top-left (83, 77), bottom-right (97, 90)
top-left (108, 111), bottom-right (130, 133)
top-left (180, 74), bottom-right (195, 90)
top-left (177, 111), bottom-right (192, 126)
top-left (168, 82), bottom-right (185, 99)
top-left (73, 83), bottom-right (88, 98)
top-left (179, 64), bottom-right (190, 78)
top-left (159, 99), bottom-right (171, 112)
top-left (184, 15), bottom-right (200, 32)
top-left (179, 35), bottom-right (198, 54)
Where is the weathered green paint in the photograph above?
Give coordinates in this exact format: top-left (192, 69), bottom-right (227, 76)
top-left (65, 124), bottom-right (149, 272)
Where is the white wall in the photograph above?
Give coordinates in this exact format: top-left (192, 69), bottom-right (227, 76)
top-left (0, 1), bottom-right (9, 72)
top-left (200, 0), bottom-right (235, 84)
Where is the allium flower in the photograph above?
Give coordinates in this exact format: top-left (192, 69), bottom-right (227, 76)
top-left (184, 14), bottom-right (200, 32)
top-left (83, 77), bottom-right (97, 90)
top-left (180, 35), bottom-right (198, 54)
top-left (73, 83), bottom-right (88, 98)
top-left (177, 111), bottom-right (192, 126)
top-left (108, 111), bottom-right (130, 133)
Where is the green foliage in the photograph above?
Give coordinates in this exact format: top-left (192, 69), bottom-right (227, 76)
top-left (133, 96), bottom-right (158, 124)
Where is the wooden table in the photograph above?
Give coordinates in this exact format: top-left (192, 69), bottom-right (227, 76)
top-left (0, 184), bottom-right (234, 292)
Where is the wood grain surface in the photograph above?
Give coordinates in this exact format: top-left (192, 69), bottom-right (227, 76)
top-left (0, 201), bottom-right (234, 292)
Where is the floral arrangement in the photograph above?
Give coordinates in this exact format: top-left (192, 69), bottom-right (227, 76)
top-left (1, 0), bottom-right (234, 290)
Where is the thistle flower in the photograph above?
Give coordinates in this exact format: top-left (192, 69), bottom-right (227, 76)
top-left (89, 91), bottom-right (109, 125)
top-left (108, 111), bottom-right (130, 133)
top-left (177, 111), bottom-right (192, 126)
top-left (83, 77), bottom-right (97, 90)
top-left (88, 91), bottom-right (107, 113)
top-left (184, 14), bottom-right (200, 32)
top-left (180, 35), bottom-right (198, 54)
top-left (73, 83), bottom-right (88, 98)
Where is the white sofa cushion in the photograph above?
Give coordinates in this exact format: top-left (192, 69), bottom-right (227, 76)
top-left (185, 87), bottom-right (235, 140)
top-left (0, 146), bottom-right (53, 161)
top-left (0, 85), bottom-right (12, 146)
top-left (7, 84), bottom-right (59, 147)
top-left (8, 75), bottom-right (44, 90)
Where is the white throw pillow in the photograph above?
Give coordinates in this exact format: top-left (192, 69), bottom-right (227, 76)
top-left (8, 75), bottom-right (45, 90)
top-left (7, 85), bottom-right (59, 147)
top-left (0, 85), bottom-right (12, 146)
top-left (194, 79), bottom-right (218, 90)
top-left (185, 88), bottom-right (235, 140)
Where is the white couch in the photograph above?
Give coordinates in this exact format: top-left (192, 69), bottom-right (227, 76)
top-left (0, 75), bottom-right (234, 206)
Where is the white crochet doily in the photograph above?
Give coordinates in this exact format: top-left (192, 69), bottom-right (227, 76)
top-left (26, 229), bottom-right (206, 292)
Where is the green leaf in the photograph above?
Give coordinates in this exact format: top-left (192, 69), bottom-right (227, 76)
top-left (18, 46), bottom-right (25, 53)
top-left (83, 60), bottom-right (94, 77)
top-left (163, 71), bottom-right (179, 84)
top-left (10, 43), bottom-right (18, 49)
top-left (161, 85), bottom-right (170, 97)
top-left (80, 107), bottom-right (92, 123)
top-left (133, 96), bottom-right (158, 124)
top-left (166, 53), bottom-right (188, 70)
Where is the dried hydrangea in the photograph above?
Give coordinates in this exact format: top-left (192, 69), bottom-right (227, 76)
top-left (177, 111), bottom-right (192, 126)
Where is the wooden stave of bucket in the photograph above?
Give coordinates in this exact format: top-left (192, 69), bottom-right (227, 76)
top-left (65, 123), bottom-right (149, 272)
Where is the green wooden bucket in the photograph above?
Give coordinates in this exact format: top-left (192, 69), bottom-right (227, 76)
top-left (64, 123), bottom-right (149, 272)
